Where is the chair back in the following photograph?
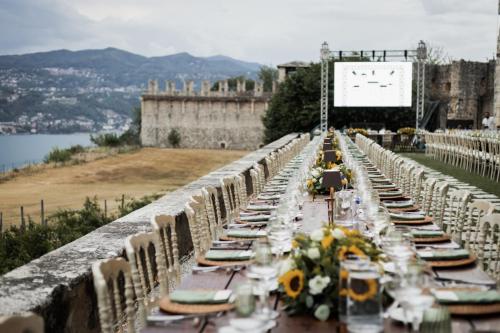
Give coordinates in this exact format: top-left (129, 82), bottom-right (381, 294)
top-left (151, 214), bottom-right (181, 295)
top-left (92, 257), bottom-right (136, 333)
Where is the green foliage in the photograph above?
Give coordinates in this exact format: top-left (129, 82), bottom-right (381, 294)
top-left (0, 194), bottom-right (158, 275)
top-left (263, 64), bottom-right (321, 143)
top-left (263, 61), bottom-right (415, 143)
top-left (90, 106), bottom-right (142, 146)
top-left (44, 147), bottom-right (73, 164)
top-left (168, 128), bottom-right (181, 147)
top-left (90, 133), bottom-right (122, 147)
top-left (68, 144), bottom-right (85, 154)
top-left (259, 66), bottom-right (278, 92)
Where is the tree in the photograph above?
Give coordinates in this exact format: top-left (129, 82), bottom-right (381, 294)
top-left (168, 128), bottom-right (181, 147)
top-left (263, 64), bottom-right (321, 143)
top-left (259, 66), bottom-right (278, 92)
top-left (423, 41), bottom-right (453, 65)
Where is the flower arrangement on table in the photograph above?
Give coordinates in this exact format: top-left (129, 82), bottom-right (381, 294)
top-left (346, 128), bottom-right (369, 137)
top-left (278, 225), bottom-right (381, 321)
top-left (306, 152), bottom-right (353, 195)
top-left (397, 127), bottom-right (416, 136)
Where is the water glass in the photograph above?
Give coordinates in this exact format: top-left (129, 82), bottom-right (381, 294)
top-left (338, 255), bottom-right (370, 322)
top-left (235, 283), bottom-right (256, 317)
top-left (420, 306), bottom-right (451, 333)
top-left (346, 262), bottom-right (383, 333)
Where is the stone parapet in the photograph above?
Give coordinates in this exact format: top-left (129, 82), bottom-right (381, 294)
top-left (0, 133), bottom-right (299, 333)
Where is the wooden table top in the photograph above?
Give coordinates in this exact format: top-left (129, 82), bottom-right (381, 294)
top-left (142, 194), bottom-right (500, 332)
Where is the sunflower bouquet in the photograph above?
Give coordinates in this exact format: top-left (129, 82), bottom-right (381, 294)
top-left (346, 128), bottom-right (369, 137)
top-left (315, 149), bottom-right (343, 169)
top-left (306, 162), bottom-right (353, 195)
top-left (278, 225), bottom-right (381, 321)
top-left (397, 127), bottom-right (416, 135)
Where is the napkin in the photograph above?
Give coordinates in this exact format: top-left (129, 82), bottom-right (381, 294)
top-left (169, 290), bottom-right (232, 304)
top-left (204, 250), bottom-right (253, 261)
top-left (227, 230), bottom-right (267, 238)
top-left (257, 194), bottom-right (280, 200)
top-left (433, 290), bottom-right (500, 304)
top-left (417, 249), bottom-right (470, 261)
top-left (373, 184), bottom-right (396, 189)
top-left (384, 200), bottom-right (414, 208)
top-left (390, 212), bottom-right (425, 220)
top-left (239, 215), bottom-right (270, 222)
top-left (380, 190), bottom-right (403, 196)
top-left (245, 205), bottom-right (277, 211)
top-left (411, 230), bottom-right (444, 238)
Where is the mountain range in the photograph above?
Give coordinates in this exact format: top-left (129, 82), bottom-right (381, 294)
top-left (0, 48), bottom-right (263, 133)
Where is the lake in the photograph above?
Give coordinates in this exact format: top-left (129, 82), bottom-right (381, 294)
top-left (0, 133), bottom-right (93, 171)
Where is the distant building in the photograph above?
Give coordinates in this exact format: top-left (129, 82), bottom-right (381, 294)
top-left (277, 61), bottom-right (311, 83)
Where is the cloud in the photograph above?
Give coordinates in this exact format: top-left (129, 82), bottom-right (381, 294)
top-left (0, 0), bottom-right (497, 63)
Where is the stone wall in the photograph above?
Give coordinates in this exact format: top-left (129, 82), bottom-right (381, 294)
top-left (0, 133), bottom-right (299, 333)
top-left (141, 79), bottom-right (273, 150)
top-left (427, 60), bottom-right (495, 128)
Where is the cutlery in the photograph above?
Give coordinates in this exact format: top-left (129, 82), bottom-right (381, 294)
top-left (434, 276), bottom-right (496, 287)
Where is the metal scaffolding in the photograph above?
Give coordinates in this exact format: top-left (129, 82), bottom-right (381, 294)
top-left (319, 41), bottom-right (427, 132)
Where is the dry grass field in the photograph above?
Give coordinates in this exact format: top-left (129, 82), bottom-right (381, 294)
top-left (0, 148), bottom-right (247, 227)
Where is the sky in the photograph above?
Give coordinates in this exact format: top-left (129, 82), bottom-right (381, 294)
top-left (0, 0), bottom-right (498, 65)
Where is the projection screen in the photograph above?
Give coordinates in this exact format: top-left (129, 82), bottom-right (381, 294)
top-left (334, 62), bottom-right (413, 107)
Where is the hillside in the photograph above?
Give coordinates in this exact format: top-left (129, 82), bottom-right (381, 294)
top-left (0, 48), bottom-right (262, 133)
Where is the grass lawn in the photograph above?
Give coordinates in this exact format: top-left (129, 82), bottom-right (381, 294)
top-left (0, 148), bottom-right (247, 227)
top-left (400, 153), bottom-right (500, 197)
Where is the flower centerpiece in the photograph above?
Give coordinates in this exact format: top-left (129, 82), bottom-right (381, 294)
top-left (346, 128), bottom-right (369, 137)
top-left (278, 225), bottom-right (381, 321)
top-left (306, 152), bottom-right (353, 196)
top-left (397, 127), bottom-right (416, 136)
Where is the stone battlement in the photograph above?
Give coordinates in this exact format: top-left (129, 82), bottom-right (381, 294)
top-left (146, 78), bottom-right (276, 98)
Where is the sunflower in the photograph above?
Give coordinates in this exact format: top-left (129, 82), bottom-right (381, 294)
top-left (321, 235), bottom-right (334, 249)
top-left (348, 279), bottom-right (378, 302)
top-left (279, 269), bottom-right (304, 299)
top-left (306, 179), bottom-right (313, 188)
top-left (336, 151), bottom-right (342, 161)
top-left (337, 245), bottom-right (366, 261)
top-left (292, 239), bottom-right (299, 248)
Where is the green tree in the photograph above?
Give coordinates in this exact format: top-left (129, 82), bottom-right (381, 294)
top-left (263, 64), bottom-right (321, 143)
top-left (259, 66), bottom-right (278, 92)
top-left (168, 128), bottom-right (181, 147)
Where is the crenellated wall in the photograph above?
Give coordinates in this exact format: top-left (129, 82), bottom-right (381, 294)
top-left (141, 79), bottom-right (273, 150)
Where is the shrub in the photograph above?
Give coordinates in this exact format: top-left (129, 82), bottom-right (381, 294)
top-left (90, 133), bottom-right (122, 147)
top-left (168, 129), bottom-right (181, 147)
top-left (0, 193), bottom-right (159, 275)
top-left (44, 147), bottom-right (72, 164)
top-left (68, 144), bottom-right (85, 154)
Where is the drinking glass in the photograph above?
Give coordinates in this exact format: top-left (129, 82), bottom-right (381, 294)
top-left (338, 255), bottom-right (370, 322)
top-left (249, 240), bottom-right (280, 320)
top-left (420, 306), bottom-right (451, 333)
top-left (346, 262), bottom-right (383, 333)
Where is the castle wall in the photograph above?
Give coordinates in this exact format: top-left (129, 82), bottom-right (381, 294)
top-left (427, 60), bottom-right (495, 128)
top-left (141, 91), bottom-right (269, 150)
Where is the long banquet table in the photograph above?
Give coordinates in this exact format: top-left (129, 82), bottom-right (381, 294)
top-left (142, 194), bottom-right (500, 333)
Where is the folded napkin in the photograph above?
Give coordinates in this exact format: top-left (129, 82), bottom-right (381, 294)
top-left (411, 230), bottom-right (444, 238)
top-left (380, 190), bottom-right (403, 197)
top-left (384, 200), bottom-right (414, 208)
top-left (257, 194), bottom-right (280, 200)
top-left (373, 184), bottom-right (396, 189)
top-left (246, 205), bottom-right (277, 211)
top-left (371, 178), bottom-right (392, 183)
top-left (390, 212), bottom-right (425, 220)
top-left (417, 249), bottom-right (470, 261)
top-left (433, 290), bottom-right (500, 304)
top-left (169, 290), bottom-right (232, 304)
top-left (239, 214), bottom-right (270, 222)
top-left (227, 230), bottom-right (267, 238)
top-left (204, 249), bottom-right (253, 261)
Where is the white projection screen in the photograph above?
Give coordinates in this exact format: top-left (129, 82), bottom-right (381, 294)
top-left (334, 62), bottom-right (413, 107)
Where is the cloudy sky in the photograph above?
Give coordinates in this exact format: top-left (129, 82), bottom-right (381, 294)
top-left (0, 0), bottom-right (498, 64)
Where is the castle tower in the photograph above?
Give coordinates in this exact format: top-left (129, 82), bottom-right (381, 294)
top-left (254, 81), bottom-right (263, 97)
top-left (148, 79), bottom-right (158, 94)
top-left (201, 80), bottom-right (211, 96)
